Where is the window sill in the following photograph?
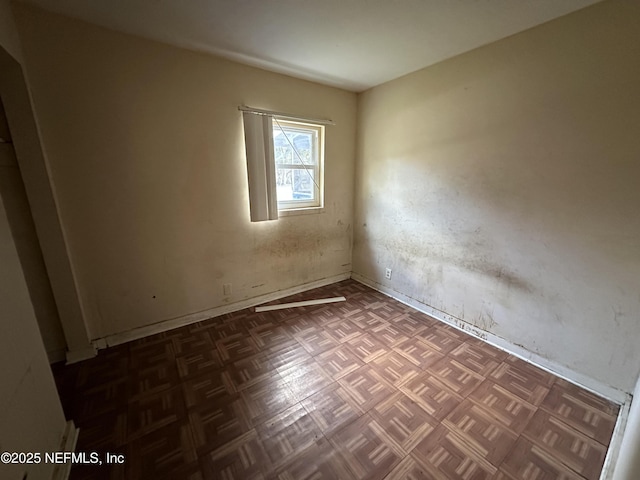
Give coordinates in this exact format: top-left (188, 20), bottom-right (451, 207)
top-left (278, 206), bottom-right (325, 217)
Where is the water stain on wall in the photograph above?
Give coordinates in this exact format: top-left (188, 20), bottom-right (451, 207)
top-left (479, 265), bottom-right (533, 293)
top-left (393, 237), bottom-right (535, 294)
top-left (253, 221), bottom-right (350, 261)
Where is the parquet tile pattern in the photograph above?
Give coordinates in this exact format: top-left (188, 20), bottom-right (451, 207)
top-left (52, 279), bottom-right (620, 479)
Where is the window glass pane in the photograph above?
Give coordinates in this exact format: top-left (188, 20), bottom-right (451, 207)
top-left (276, 168), bottom-right (316, 202)
top-left (276, 168), bottom-right (294, 201)
top-left (293, 169), bottom-right (315, 200)
top-left (273, 128), bottom-right (315, 166)
top-left (272, 118), bottom-right (322, 210)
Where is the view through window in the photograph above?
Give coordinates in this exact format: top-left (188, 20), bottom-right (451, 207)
top-left (273, 118), bottom-right (324, 210)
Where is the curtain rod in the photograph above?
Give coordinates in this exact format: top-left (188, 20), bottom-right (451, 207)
top-left (238, 105), bottom-right (335, 126)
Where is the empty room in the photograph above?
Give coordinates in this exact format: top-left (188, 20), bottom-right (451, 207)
top-left (1, 0), bottom-right (639, 479)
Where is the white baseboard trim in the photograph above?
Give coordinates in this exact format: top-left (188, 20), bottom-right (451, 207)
top-left (51, 420), bottom-right (79, 480)
top-left (601, 396), bottom-right (632, 480)
top-left (65, 344), bottom-right (97, 364)
top-left (351, 272), bottom-right (629, 405)
top-left (97, 272), bottom-right (351, 349)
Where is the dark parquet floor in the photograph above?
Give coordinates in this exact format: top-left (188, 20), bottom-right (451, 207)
top-left (52, 279), bottom-right (620, 479)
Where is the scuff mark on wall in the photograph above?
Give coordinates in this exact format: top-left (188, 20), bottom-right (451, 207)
top-left (475, 301), bottom-right (497, 331)
top-left (611, 305), bottom-right (624, 327)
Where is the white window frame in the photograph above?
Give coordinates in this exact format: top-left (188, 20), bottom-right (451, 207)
top-left (272, 118), bottom-right (324, 213)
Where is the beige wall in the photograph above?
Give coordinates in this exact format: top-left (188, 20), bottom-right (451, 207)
top-left (0, 47), bottom-right (67, 480)
top-left (354, 0), bottom-right (640, 393)
top-left (0, 0), bottom-right (21, 61)
top-left (14, 5), bottom-right (357, 340)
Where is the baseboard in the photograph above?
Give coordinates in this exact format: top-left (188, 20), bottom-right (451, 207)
top-left (97, 272), bottom-right (351, 349)
top-left (601, 396), bottom-right (632, 480)
top-left (51, 420), bottom-right (79, 480)
top-left (65, 345), bottom-right (97, 364)
top-left (351, 272), bottom-right (629, 405)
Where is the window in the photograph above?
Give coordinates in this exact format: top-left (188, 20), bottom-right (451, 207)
top-left (241, 107), bottom-right (329, 222)
top-left (273, 118), bottom-right (324, 211)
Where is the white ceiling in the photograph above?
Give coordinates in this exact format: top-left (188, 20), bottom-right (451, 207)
top-left (20, 0), bottom-right (602, 92)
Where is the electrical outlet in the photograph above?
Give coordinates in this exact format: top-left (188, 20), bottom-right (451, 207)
top-left (223, 283), bottom-right (232, 296)
top-left (385, 268), bottom-right (392, 279)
